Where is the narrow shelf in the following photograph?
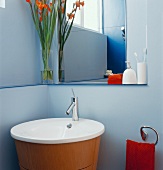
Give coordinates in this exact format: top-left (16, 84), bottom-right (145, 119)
top-left (0, 84), bottom-right (45, 90)
top-left (0, 83), bottom-right (148, 89)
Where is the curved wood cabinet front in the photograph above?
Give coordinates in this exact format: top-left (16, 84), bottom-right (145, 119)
top-left (15, 137), bottom-right (101, 170)
top-left (19, 165), bottom-right (27, 170)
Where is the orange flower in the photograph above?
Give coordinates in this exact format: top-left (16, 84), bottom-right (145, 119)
top-left (26, 0), bottom-right (31, 4)
top-left (39, 16), bottom-right (43, 22)
top-left (36, 0), bottom-right (41, 6)
top-left (76, 1), bottom-right (80, 8)
top-left (61, 7), bottom-right (65, 14)
top-left (80, 1), bottom-right (84, 7)
top-left (48, 6), bottom-right (51, 12)
top-left (45, 4), bottom-right (51, 12)
top-left (50, 2), bottom-right (53, 7)
top-left (43, 4), bottom-right (48, 8)
top-left (39, 5), bottom-right (44, 10)
top-left (76, 1), bottom-right (84, 9)
top-left (36, 0), bottom-right (44, 11)
top-left (36, 1), bottom-right (52, 13)
top-left (67, 13), bottom-right (75, 20)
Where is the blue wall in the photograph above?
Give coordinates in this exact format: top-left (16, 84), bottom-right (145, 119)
top-left (47, 0), bottom-right (163, 169)
top-left (0, 0), bottom-right (40, 87)
top-left (103, 0), bottom-right (126, 73)
top-left (47, 85), bottom-right (162, 170)
top-left (0, 0), bottom-right (163, 170)
top-left (0, 86), bottom-right (48, 170)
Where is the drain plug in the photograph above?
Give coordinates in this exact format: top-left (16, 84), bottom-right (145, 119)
top-left (67, 123), bottom-right (72, 129)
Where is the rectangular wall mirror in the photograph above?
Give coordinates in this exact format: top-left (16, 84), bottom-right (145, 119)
top-left (62, 0), bottom-right (126, 84)
top-left (59, 0), bottom-right (147, 85)
top-left (0, 0), bottom-right (147, 88)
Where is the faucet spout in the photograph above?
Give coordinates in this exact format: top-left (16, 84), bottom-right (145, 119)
top-left (66, 97), bottom-right (79, 121)
top-left (66, 102), bottom-right (75, 115)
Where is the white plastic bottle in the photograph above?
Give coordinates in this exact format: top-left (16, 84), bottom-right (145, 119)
top-left (122, 61), bottom-right (137, 84)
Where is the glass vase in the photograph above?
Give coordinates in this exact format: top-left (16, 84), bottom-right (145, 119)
top-left (41, 49), bottom-right (54, 84)
top-left (59, 50), bottom-right (65, 82)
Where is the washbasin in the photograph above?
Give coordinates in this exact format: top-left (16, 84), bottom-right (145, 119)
top-left (10, 118), bottom-right (105, 144)
top-left (11, 118), bottom-right (105, 170)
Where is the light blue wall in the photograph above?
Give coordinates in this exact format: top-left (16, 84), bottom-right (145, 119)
top-left (0, 85), bottom-right (48, 170)
top-left (48, 84), bottom-right (162, 170)
top-left (47, 0), bottom-right (163, 170)
top-left (127, 0), bottom-right (147, 71)
top-left (0, 1), bottom-right (49, 169)
top-left (0, 0), bottom-right (163, 170)
top-left (0, 0), bottom-right (40, 87)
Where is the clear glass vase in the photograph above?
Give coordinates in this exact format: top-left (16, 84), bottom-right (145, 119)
top-left (59, 50), bottom-right (65, 82)
top-left (41, 49), bottom-right (54, 84)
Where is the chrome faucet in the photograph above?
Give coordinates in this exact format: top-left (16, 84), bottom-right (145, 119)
top-left (66, 89), bottom-right (79, 121)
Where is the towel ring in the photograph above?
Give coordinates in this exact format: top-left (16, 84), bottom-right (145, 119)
top-left (140, 126), bottom-right (159, 145)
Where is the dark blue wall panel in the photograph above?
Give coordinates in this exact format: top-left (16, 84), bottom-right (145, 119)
top-left (103, 0), bottom-right (126, 73)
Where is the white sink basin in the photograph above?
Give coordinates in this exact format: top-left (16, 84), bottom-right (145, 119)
top-left (10, 118), bottom-right (105, 144)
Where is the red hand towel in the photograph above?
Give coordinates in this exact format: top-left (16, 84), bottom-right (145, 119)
top-left (126, 140), bottom-right (155, 170)
top-left (108, 74), bottom-right (123, 84)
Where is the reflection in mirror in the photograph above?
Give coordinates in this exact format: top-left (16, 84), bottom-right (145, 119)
top-left (67, 0), bottom-right (102, 33)
top-left (61, 0), bottom-right (147, 85)
top-left (62, 0), bottom-right (126, 84)
top-left (126, 0), bottom-right (147, 80)
top-left (0, 0), bottom-right (147, 88)
top-left (126, 0), bottom-right (147, 85)
top-left (0, 0), bottom-right (5, 8)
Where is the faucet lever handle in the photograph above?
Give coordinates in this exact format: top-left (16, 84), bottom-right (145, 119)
top-left (71, 88), bottom-right (75, 97)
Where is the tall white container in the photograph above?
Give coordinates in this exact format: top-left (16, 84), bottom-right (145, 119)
top-left (137, 62), bottom-right (147, 84)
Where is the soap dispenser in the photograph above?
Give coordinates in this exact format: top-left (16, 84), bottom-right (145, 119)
top-left (122, 61), bottom-right (137, 84)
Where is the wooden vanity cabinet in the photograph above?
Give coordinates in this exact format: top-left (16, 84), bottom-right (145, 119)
top-left (15, 137), bottom-right (101, 170)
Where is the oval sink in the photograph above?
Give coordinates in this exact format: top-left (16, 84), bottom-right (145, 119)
top-left (10, 118), bottom-right (105, 144)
